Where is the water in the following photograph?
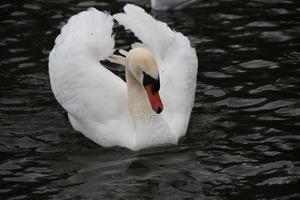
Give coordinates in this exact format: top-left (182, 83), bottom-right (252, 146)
top-left (1, 0), bottom-right (300, 199)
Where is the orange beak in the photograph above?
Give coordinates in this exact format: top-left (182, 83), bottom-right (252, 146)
top-left (144, 84), bottom-right (163, 114)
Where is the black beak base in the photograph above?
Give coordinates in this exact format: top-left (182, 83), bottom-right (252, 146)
top-left (143, 72), bottom-right (160, 92)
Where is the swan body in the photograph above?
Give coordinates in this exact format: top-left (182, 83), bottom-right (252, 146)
top-left (49, 4), bottom-right (198, 151)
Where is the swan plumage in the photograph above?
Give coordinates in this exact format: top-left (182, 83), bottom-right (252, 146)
top-left (49, 4), bottom-right (198, 151)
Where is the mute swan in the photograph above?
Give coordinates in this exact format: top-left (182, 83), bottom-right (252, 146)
top-left (49, 4), bottom-right (198, 151)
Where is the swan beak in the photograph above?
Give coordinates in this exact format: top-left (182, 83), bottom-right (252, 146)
top-left (144, 84), bottom-right (163, 114)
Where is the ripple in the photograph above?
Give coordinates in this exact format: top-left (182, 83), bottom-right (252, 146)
top-left (257, 176), bottom-right (292, 186)
top-left (2, 57), bottom-right (31, 64)
top-left (253, 0), bottom-right (294, 4)
top-left (217, 13), bottom-right (243, 20)
top-left (239, 59), bottom-right (278, 69)
top-left (0, 160), bottom-right (22, 170)
top-left (249, 84), bottom-right (279, 94)
top-left (202, 71), bottom-right (232, 78)
top-left (279, 51), bottom-right (300, 65)
top-left (222, 65), bottom-right (246, 73)
top-left (3, 172), bottom-right (45, 183)
top-left (275, 108), bottom-right (300, 117)
top-left (10, 11), bottom-right (27, 17)
top-left (260, 31), bottom-right (292, 42)
top-left (245, 100), bottom-right (293, 112)
top-left (203, 154), bottom-right (256, 164)
top-left (258, 116), bottom-right (285, 121)
top-left (271, 8), bottom-right (289, 14)
top-left (246, 21), bottom-right (278, 27)
top-left (204, 48), bottom-right (226, 54)
top-left (77, 1), bottom-right (109, 7)
top-left (230, 133), bottom-right (264, 144)
top-left (204, 89), bottom-right (226, 98)
top-left (221, 164), bottom-right (263, 177)
top-left (23, 4), bottom-right (41, 10)
top-left (216, 98), bottom-right (266, 108)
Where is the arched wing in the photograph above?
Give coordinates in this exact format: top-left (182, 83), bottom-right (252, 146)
top-left (114, 4), bottom-right (198, 137)
top-left (49, 8), bottom-right (134, 145)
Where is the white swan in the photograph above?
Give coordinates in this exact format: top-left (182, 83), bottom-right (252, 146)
top-left (49, 4), bottom-right (198, 151)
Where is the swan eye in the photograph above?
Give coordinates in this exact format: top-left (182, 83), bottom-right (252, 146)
top-left (143, 72), bottom-right (160, 92)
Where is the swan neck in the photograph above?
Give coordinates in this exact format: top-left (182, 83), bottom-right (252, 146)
top-left (125, 65), bottom-right (174, 145)
top-left (125, 67), bottom-right (153, 121)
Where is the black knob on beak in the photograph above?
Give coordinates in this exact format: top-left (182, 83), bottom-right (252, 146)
top-left (143, 72), bottom-right (160, 92)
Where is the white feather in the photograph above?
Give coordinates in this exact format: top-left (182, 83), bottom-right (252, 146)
top-left (52, 8), bottom-right (114, 61)
top-left (49, 8), bottom-right (136, 149)
top-left (114, 5), bottom-right (175, 60)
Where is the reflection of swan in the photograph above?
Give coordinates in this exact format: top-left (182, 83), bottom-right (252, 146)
top-left (151, 0), bottom-right (196, 10)
top-left (49, 4), bottom-right (198, 151)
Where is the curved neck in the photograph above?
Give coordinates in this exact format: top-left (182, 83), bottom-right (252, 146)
top-left (126, 67), bottom-right (153, 123)
top-left (125, 65), bottom-right (175, 147)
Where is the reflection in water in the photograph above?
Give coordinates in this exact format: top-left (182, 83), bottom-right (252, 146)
top-left (0, 0), bottom-right (300, 199)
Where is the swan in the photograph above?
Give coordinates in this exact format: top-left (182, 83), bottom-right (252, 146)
top-left (151, 0), bottom-right (196, 10)
top-left (48, 4), bottom-right (198, 151)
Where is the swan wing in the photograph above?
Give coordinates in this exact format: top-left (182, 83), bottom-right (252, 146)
top-left (114, 4), bottom-right (198, 138)
top-left (49, 8), bottom-right (134, 147)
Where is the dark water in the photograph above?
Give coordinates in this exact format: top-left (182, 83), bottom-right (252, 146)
top-left (1, 0), bottom-right (300, 199)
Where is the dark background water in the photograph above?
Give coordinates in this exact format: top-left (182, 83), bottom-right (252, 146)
top-left (1, 0), bottom-right (300, 199)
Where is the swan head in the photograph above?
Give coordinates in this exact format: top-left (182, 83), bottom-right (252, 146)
top-left (128, 48), bottom-right (163, 114)
top-left (108, 48), bottom-right (163, 114)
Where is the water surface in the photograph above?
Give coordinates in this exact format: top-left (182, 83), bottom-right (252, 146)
top-left (1, 0), bottom-right (300, 199)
